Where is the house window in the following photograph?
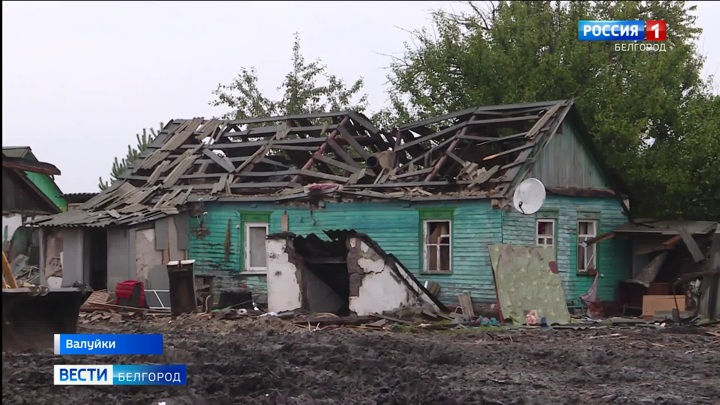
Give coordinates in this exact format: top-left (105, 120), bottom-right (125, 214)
top-left (536, 219), bottom-right (555, 248)
top-left (244, 222), bottom-right (268, 272)
top-left (423, 220), bottom-right (452, 273)
top-left (577, 220), bottom-right (597, 273)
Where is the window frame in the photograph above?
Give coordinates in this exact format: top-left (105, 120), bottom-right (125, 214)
top-left (422, 219), bottom-right (452, 274)
top-left (535, 219), bottom-right (556, 249)
top-left (243, 221), bottom-right (269, 274)
top-left (418, 208), bottom-right (455, 275)
top-left (576, 219), bottom-right (598, 274)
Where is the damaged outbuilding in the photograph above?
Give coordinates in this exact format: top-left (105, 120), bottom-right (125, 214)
top-left (266, 230), bottom-right (445, 316)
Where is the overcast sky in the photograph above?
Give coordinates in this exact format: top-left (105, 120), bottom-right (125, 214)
top-left (3, 1), bottom-right (719, 193)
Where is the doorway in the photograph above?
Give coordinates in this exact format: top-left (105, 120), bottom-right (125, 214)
top-left (87, 228), bottom-right (107, 290)
top-left (292, 233), bottom-right (351, 316)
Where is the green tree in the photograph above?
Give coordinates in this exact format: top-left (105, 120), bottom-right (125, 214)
top-left (639, 93), bottom-right (720, 219)
top-left (384, 0), bottom-right (719, 219)
top-left (98, 125), bottom-right (163, 190)
top-left (210, 33), bottom-right (368, 120)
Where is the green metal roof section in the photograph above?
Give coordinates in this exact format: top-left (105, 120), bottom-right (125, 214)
top-left (2, 146), bottom-right (67, 212)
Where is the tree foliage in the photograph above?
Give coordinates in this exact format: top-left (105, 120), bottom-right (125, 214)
top-left (98, 124), bottom-right (163, 190)
top-left (210, 33), bottom-right (368, 120)
top-left (384, 0), bottom-right (719, 220)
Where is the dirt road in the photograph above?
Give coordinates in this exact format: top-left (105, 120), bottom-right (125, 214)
top-left (2, 316), bottom-right (719, 405)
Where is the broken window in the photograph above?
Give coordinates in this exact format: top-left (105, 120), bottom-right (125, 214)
top-left (423, 220), bottom-right (451, 273)
top-left (577, 220), bottom-right (597, 273)
top-left (536, 219), bottom-right (555, 248)
top-left (244, 222), bottom-right (268, 272)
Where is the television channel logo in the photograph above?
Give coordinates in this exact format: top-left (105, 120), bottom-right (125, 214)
top-left (54, 365), bottom-right (113, 385)
top-left (578, 20), bottom-right (666, 41)
top-left (54, 365), bottom-right (187, 386)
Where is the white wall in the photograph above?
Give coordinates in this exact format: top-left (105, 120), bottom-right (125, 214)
top-left (135, 228), bottom-right (164, 289)
top-left (266, 238), bottom-right (302, 313)
top-left (2, 213), bottom-right (23, 246)
top-left (60, 228), bottom-right (84, 287)
top-left (348, 238), bottom-right (428, 316)
top-left (265, 236), bottom-right (440, 316)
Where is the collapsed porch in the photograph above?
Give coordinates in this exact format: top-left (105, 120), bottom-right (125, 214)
top-left (266, 230), bottom-right (446, 317)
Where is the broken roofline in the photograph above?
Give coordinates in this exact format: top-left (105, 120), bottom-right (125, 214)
top-left (113, 100), bottom-right (583, 199)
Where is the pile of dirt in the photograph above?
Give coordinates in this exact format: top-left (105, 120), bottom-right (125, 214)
top-left (2, 318), bottom-right (719, 404)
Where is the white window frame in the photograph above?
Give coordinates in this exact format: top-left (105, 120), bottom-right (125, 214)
top-left (244, 222), bottom-right (269, 273)
top-left (536, 219), bottom-right (555, 248)
top-left (577, 220), bottom-right (597, 273)
top-left (423, 220), bottom-right (452, 273)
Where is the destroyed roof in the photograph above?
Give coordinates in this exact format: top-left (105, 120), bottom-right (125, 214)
top-left (62, 192), bottom-right (100, 204)
top-left (614, 220), bottom-right (719, 235)
top-left (30, 101), bottom-right (614, 227)
top-left (29, 182), bottom-right (182, 227)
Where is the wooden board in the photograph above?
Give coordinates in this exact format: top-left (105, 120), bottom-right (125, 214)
top-left (642, 295), bottom-right (686, 317)
top-left (81, 290), bottom-right (111, 309)
top-left (458, 292), bottom-right (475, 319)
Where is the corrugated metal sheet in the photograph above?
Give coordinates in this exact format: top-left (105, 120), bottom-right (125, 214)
top-left (29, 206), bottom-right (180, 228)
top-left (29, 181), bottom-right (185, 228)
top-left (501, 195), bottom-right (630, 302)
top-left (614, 220), bottom-right (718, 235)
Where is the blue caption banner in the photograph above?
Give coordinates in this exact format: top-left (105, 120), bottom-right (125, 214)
top-left (54, 364), bottom-right (187, 385)
top-left (54, 334), bottom-right (163, 355)
top-left (578, 20), bottom-right (645, 41)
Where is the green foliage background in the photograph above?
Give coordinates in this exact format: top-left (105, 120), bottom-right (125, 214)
top-left (103, 2), bottom-right (719, 220)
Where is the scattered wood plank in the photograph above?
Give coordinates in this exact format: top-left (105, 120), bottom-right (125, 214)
top-left (372, 313), bottom-right (413, 325)
top-left (458, 292), bottom-right (475, 319)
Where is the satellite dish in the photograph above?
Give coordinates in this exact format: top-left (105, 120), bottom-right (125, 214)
top-left (513, 178), bottom-right (546, 215)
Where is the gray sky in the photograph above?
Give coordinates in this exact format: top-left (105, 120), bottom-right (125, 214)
top-left (3, 1), bottom-right (719, 194)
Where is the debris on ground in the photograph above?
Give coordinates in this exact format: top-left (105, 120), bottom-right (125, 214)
top-left (3, 312), bottom-right (719, 404)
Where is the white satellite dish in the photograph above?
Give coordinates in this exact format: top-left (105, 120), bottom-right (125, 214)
top-left (513, 178), bottom-right (546, 215)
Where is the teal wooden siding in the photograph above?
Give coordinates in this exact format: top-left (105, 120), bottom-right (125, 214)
top-left (530, 122), bottom-right (610, 190)
top-left (189, 201), bottom-right (502, 304)
top-left (188, 203), bottom-right (277, 302)
top-left (189, 196), bottom-right (630, 306)
top-left (501, 195), bottom-right (631, 301)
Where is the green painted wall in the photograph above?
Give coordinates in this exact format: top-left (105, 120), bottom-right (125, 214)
top-left (530, 122), bottom-right (610, 190)
top-left (189, 200), bottom-right (502, 304)
top-left (189, 196), bottom-right (630, 305)
top-left (25, 171), bottom-right (67, 211)
top-left (501, 195), bottom-right (631, 301)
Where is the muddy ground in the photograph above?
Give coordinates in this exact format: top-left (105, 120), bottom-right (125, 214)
top-left (2, 315), bottom-right (719, 405)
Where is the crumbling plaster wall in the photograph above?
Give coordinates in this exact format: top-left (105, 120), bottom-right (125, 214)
top-left (37, 227), bottom-right (84, 287)
top-left (266, 238), bottom-right (301, 313)
top-left (59, 228), bottom-right (84, 287)
top-left (346, 237), bottom-right (426, 316)
top-left (266, 237), bottom-right (347, 314)
top-left (105, 216), bottom-right (187, 292)
top-left (266, 234), bottom-right (438, 316)
top-left (135, 228), bottom-right (164, 288)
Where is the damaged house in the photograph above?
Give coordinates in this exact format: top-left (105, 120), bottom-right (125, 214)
top-left (2, 147), bottom-right (67, 284)
top-left (587, 220), bottom-right (720, 319)
top-left (30, 99), bottom-right (634, 315)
